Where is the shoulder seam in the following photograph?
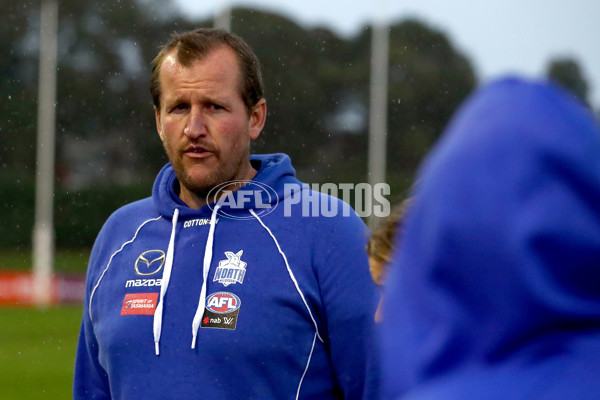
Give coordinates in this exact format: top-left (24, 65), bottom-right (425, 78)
top-left (249, 209), bottom-right (324, 343)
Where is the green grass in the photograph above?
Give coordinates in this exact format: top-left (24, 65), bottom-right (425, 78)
top-left (0, 306), bottom-right (83, 399)
top-left (0, 248), bottom-right (90, 274)
top-left (0, 249), bottom-right (88, 398)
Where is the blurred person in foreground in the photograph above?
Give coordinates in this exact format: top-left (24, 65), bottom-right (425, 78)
top-left (73, 28), bottom-right (379, 399)
top-left (367, 200), bottom-right (410, 322)
top-left (380, 76), bottom-right (600, 399)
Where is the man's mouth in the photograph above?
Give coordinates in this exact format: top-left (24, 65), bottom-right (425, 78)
top-left (183, 145), bottom-right (214, 158)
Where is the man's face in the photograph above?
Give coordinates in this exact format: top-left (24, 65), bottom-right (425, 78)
top-left (155, 46), bottom-right (266, 208)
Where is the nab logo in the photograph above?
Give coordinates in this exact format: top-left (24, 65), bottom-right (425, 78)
top-left (206, 292), bottom-right (241, 314)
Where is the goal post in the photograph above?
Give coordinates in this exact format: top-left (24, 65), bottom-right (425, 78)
top-left (33, 0), bottom-right (59, 306)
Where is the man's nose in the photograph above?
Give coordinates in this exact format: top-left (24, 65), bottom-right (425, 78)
top-left (184, 108), bottom-right (207, 139)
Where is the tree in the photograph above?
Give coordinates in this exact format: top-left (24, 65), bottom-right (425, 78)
top-left (0, 1), bottom-right (39, 177)
top-left (385, 19), bottom-right (477, 170)
top-left (546, 57), bottom-right (589, 105)
top-left (231, 8), bottom-right (360, 181)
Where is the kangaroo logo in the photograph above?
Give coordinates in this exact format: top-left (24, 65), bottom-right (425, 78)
top-left (213, 250), bottom-right (247, 286)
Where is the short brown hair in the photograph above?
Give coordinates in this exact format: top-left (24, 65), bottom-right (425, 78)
top-left (150, 28), bottom-right (264, 114)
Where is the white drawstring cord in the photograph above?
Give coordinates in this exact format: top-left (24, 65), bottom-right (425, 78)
top-left (153, 208), bottom-right (179, 356)
top-left (191, 204), bottom-right (221, 349)
top-left (151, 205), bottom-right (319, 358)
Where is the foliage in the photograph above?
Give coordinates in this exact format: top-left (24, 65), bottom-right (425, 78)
top-left (0, 2), bottom-right (39, 175)
top-left (386, 20), bottom-right (476, 168)
top-left (546, 57), bottom-right (590, 106)
top-left (0, 172), bottom-right (151, 248)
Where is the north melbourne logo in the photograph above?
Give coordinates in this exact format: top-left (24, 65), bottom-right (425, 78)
top-left (213, 250), bottom-right (247, 287)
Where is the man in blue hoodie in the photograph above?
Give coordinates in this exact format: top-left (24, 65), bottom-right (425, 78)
top-left (380, 77), bottom-right (600, 399)
top-left (74, 28), bottom-right (379, 399)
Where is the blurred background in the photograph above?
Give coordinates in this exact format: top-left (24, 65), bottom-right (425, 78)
top-left (0, 0), bottom-right (598, 398)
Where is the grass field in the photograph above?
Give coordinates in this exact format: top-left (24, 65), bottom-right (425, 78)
top-left (0, 248), bottom-right (88, 399)
top-left (0, 306), bottom-right (83, 399)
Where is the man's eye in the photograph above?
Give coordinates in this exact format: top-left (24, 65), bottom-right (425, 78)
top-left (171, 104), bottom-right (189, 112)
top-left (209, 103), bottom-right (224, 111)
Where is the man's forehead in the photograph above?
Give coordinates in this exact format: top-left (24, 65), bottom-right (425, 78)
top-left (159, 54), bottom-right (186, 83)
top-left (163, 46), bottom-right (238, 68)
top-left (159, 48), bottom-right (240, 83)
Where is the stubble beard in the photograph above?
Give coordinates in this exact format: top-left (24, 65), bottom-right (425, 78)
top-left (164, 141), bottom-right (250, 202)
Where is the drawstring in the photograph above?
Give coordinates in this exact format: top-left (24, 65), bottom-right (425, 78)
top-left (191, 204), bottom-right (221, 349)
top-left (153, 208), bottom-right (179, 356)
top-left (151, 206), bottom-right (321, 356)
top-left (152, 206), bottom-right (221, 355)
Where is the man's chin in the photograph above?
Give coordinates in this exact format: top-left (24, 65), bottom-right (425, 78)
top-left (180, 172), bottom-right (222, 199)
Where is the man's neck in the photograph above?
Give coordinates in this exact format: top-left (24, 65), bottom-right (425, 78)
top-left (178, 166), bottom-right (258, 210)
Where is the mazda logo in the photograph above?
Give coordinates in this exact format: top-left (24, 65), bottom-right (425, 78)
top-left (134, 250), bottom-right (166, 276)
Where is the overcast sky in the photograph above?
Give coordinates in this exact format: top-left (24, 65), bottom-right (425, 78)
top-left (173, 0), bottom-right (600, 108)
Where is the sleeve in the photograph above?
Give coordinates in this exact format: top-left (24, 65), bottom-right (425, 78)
top-left (73, 229), bottom-right (112, 399)
top-left (73, 317), bottom-right (111, 399)
top-left (313, 200), bottom-right (381, 400)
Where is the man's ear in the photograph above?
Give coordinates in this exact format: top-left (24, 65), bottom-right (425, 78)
top-left (155, 107), bottom-right (164, 142)
top-left (248, 99), bottom-right (267, 140)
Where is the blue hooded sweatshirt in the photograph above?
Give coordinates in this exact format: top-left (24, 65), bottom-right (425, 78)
top-left (74, 153), bottom-right (379, 399)
top-left (380, 77), bottom-right (600, 399)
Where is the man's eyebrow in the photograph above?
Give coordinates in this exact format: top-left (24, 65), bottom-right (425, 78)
top-left (166, 95), bottom-right (187, 105)
top-left (163, 94), bottom-right (230, 109)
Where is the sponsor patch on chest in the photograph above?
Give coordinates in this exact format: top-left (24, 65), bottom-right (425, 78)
top-left (120, 292), bottom-right (158, 316)
top-left (201, 291), bottom-right (240, 330)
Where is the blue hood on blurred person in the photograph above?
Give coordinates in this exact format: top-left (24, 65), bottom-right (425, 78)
top-left (381, 77), bottom-right (600, 399)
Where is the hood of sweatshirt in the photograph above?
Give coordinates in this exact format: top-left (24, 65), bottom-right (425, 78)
top-left (381, 77), bottom-right (600, 399)
top-left (152, 153), bottom-right (298, 219)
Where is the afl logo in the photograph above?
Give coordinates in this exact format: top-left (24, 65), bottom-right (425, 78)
top-left (134, 250), bottom-right (165, 276)
top-left (205, 292), bottom-right (241, 314)
top-left (207, 180), bottom-right (279, 220)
